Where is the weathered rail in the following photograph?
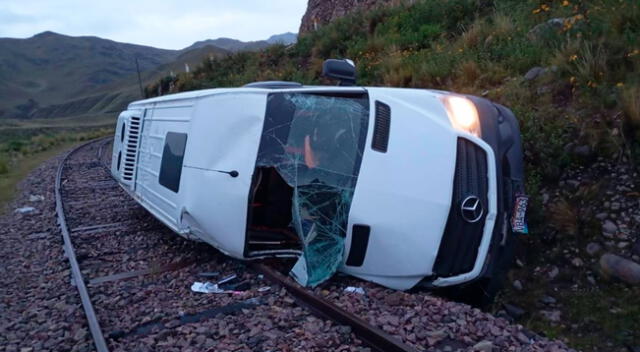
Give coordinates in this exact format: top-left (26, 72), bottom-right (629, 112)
top-left (252, 263), bottom-right (416, 352)
top-left (54, 137), bottom-right (416, 352)
top-left (55, 138), bottom-right (111, 352)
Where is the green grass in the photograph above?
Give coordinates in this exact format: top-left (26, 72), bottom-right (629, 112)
top-left (499, 251), bottom-right (640, 350)
top-left (0, 117), bottom-right (114, 212)
top-left (0, 140), bottom-right (75, 209)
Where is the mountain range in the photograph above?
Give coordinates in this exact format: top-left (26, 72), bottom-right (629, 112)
top-left (0, 31), bottom-right (297, 119)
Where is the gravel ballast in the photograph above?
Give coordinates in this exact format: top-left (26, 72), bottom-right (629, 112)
top-left (0, 141), bottom-right (578, 351)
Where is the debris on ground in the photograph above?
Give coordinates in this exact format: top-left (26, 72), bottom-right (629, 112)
top-left (217, 274), bottom-right (237, 285)
top-left (344, 286), bottom-right (365, 295)
top-left (190, 282), bottom-right (226, 294)
top-left (14, 206), bottom-right (35, 214)
top-left (197, 271), bottom-right (219, 278)
top-left (29, 195), bottom-right (45, 202)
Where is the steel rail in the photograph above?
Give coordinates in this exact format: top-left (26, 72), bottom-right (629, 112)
top-left (58, 137), bottom-right (415, 352)
top-left (251, 263), bottom-right (417, 352)
top-left (55, 138), bottom-right (112, 352)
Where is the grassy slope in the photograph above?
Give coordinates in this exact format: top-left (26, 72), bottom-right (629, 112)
top-left (148, 1), bottom-right (639, 350)
top-left (0, 116), bottom-right (114, 212)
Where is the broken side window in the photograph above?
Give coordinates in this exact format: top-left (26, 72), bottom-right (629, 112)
top-left (254, 91), bottom-right (369, 286)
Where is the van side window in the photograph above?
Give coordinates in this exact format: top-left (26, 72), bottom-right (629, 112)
top-left (159, 132), bottom-right (187, 192)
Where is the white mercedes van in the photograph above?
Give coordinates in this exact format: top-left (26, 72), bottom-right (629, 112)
top-left (111, 60), bottom-right (527, 300)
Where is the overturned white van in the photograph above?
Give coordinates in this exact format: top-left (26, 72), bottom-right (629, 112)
top-left (111, 60), bottom-right (527, 300)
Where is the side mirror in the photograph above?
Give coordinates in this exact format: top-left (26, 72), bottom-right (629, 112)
top-left (322, 59), bottom-right (356, 86)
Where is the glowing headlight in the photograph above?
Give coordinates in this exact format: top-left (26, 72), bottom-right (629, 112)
top-left (441, 96), bottom-right (481, 136)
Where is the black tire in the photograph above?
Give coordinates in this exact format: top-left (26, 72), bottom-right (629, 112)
top-left (446, 231), bottom-right (519, 307)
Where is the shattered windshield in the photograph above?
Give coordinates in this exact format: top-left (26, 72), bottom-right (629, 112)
top-left (256, 92), bottom-right (369, 286)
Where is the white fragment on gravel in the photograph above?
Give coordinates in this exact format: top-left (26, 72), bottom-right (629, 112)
top-left (29, 195), bottom-right (45, 202)
top-left (344, 286), bottom-right (366, 295)
top-left (14, 206), bottom-right (36, 214)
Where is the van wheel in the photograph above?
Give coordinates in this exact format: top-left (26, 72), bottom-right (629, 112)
top-left (449, 235), bottom-right (518, 307)
top-left (454, 275), bottom-right (505, 307)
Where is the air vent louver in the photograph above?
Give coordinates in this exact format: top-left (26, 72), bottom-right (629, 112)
top-left (122, 116), bottom-right (141, 181)
top-left (372, 101), bottom-right (390, 152)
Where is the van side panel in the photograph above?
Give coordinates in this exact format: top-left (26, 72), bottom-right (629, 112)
top-left (135, 102), bottom-right (194, 230)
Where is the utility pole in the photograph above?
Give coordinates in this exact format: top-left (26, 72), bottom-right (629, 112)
top-left (135, 57), bottom-right (144, 98)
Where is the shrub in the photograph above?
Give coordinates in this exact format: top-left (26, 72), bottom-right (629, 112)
top-left (0, 156), bottom-right (8, 175)
top-left (621, 84), bottom-right (640, 139)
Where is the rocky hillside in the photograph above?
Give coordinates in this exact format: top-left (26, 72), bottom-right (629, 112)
top-left (299, 0), bottom-right (395, 34)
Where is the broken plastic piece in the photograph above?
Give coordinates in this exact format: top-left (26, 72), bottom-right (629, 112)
top-left (197, 272), bottom-right (220, 278)
top-left (191, 282), bottom-right (225, 294)
top-left (217, 274), bottom-right (237, 285)
top-left (344, 286), bottom-right (365, 294)
top-left (29, 195), bottom-right (45, 202)
top-left (15, 206), bottom-right (35, 214)
top-left (220, 280), bottom-right (250, 291)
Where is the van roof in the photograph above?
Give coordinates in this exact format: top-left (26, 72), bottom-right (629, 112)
top-left (127, 82), bottom-right (369, 109)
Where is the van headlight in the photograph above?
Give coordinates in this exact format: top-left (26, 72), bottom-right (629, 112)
top-left (441, 96), bottom-right (481, 137)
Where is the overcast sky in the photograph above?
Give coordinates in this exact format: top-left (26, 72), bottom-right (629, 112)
top-left (0, 0), bottom-right (308, 49)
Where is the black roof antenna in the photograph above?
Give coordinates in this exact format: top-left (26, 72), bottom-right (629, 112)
top-left (322, 59), bottom-right (356, 86)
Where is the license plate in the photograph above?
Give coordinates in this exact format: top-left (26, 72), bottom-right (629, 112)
top-left (511, 195), bottom-right (529, 234)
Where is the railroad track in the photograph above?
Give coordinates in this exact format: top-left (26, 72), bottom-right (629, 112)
top-left (55, 138), bottom-right (415, 352)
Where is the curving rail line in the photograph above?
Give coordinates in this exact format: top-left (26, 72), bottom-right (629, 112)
top-left (54, 137), bottom-right (416, 352)
top-left (55, 138), bottom-right (111, 352)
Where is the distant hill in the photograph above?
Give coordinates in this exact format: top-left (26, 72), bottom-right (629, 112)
top-left (266, 32), bottom-right (297, 45)
top-left (184, 32), bottom-right (297, 52)
top-left (27, 44), bottom-right (230, 120)
top-left (185, 37), bottom-right (270, 53)
top-left (0, 31), bottom-right (294, 119)
top-left (0, 31), bottom-right (179, 118)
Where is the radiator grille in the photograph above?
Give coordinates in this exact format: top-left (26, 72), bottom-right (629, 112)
top-left (433, 138), bottom-right (489, 277)
top-left (122, 116), bottom-right (141, 181)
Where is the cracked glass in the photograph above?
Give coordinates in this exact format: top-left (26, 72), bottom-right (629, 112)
top-left (256, 92), bottom-right (369, 286)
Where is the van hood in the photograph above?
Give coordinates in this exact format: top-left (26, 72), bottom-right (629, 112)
top-left (342, 88), bottom-right (458, 289)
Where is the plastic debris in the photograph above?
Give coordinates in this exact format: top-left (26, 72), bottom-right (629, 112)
top-left (217, 274), bottom-right (237, 285)
top-left (197, 272), bottom-right (220, 278)
top-left (220, 280), bottom-right (250, 291)
top-left (257, 286), bottom-right (271, 292)
top-left (191, 282), bottom-right (225, 294)
top-left (14, 207), bottom-right (35, 214)
top-left (344, 286), bottom-right (365, 295)
top-left (29, 195), bottom-right (45, 202)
